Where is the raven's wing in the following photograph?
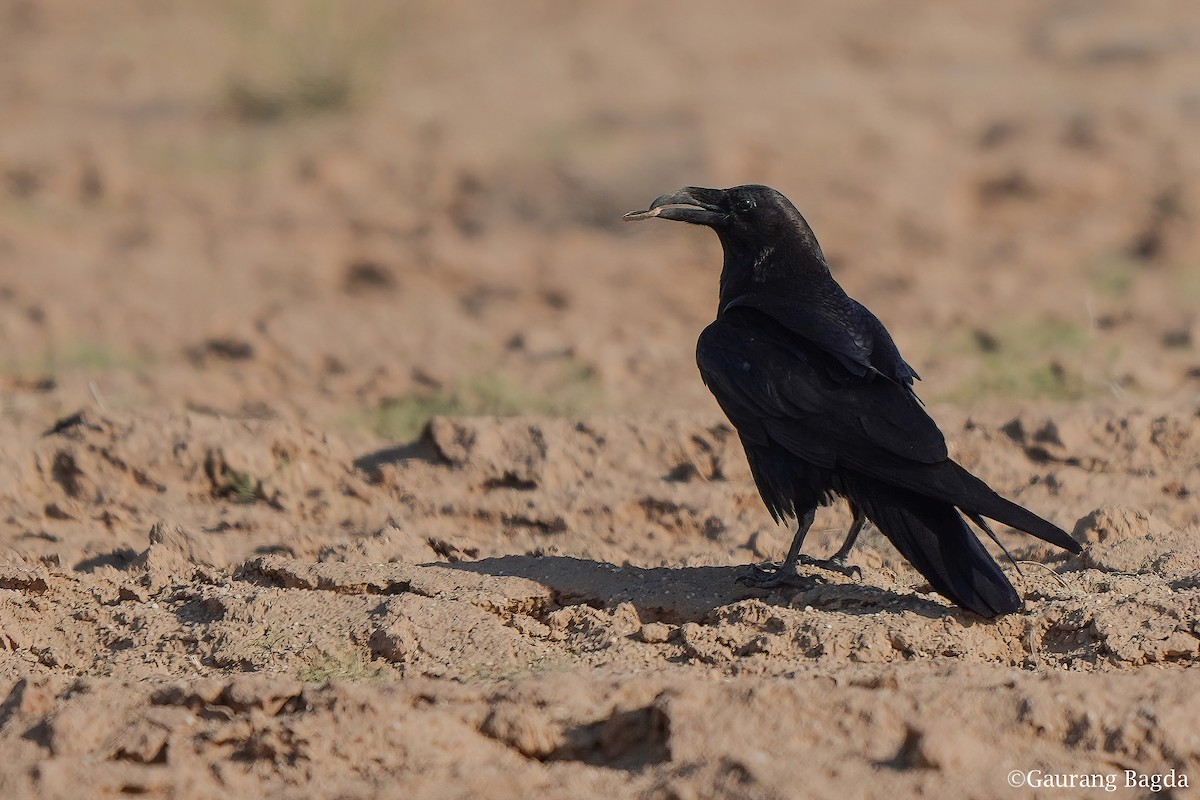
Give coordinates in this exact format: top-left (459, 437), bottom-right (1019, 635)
top-left (696, 308), bottom-right (946, 473)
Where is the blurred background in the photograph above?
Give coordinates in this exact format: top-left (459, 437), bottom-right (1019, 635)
top-left (2, 0), bottom-right (1198, 439)
top-left (3, 5), bottom-right (1200, 792)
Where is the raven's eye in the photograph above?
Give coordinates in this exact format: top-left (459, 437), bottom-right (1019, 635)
top-left (735, 197), bottom-right (756, 213)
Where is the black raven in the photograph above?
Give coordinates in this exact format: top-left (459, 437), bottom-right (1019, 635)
top-left (625, 185), bottom-right (1080, 618)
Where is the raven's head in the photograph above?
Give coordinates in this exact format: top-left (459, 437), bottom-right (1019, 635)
top-left (624, 185), bottom-right (825, 267)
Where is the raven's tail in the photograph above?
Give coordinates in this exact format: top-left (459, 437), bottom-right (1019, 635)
top-left (946, 463), bottom-right (1081, 554)
top-left (853, 483), bottom-right (1021, 618)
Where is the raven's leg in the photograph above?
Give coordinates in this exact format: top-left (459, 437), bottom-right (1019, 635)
top-left (799, 506), bottom-right (865, 579)
top-left (739, 507), bottom-right (816, 589)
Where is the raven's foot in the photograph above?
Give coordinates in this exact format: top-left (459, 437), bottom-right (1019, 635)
top-left (799, 554), bottom-right (863, 580)
top-left (737, 561), bottom-right (816, 590)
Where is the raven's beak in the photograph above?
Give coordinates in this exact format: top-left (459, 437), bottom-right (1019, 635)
top-left (623, 187), bottom-right (727, 226)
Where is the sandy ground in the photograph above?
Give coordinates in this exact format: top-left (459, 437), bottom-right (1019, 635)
top-left (2, 1), bottom-right (1200, 798)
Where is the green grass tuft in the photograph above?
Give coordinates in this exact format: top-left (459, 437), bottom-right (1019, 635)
top-left (297, 650), bottom-right (385, 685)
top-left (371, 392), bottom-right (466, 442)
top-left (222, 468), bottom-right (260, 504)
top-left (218, 0), bottom-right (404, 123)
top-left (0, 340), bottom-right (155, 378)
top-left (363, 361), bottom-right (601, 441)
top-left (225, 69), bottom-right (354, 122)
top-left (937, 316), bottom-right (1104, 403)
top-left (1087, 256), bottom-right (1138, 297)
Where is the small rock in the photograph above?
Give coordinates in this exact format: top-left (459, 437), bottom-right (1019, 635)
top-left (187, 337), bottom-right (255, 365)
top-left (135, 521), bottom-right (223, 579)
top-left (343, 259), bottom-right (396, 294)
top-left (110, 718), bottom-right (170, 763)
top-left (893, 722), bottom-right (970, 770)
top-left (1083, 525), bottom-right (1200, 579)
top-left (152, 678), bottom-right (227, 707)
top-left (221, 676), bottom-right (303, 715)
top-left (480, 702), bottom-right (560, 758)
top-left (638, 622), bottom-right (672, 644)
top-left (610, 602), bottom-right (642, 637)
top-left (678, 622), bottom-right (732, 664)
top-left (369, 622), bottom-right (419, 664)
top-left (1072, 507), bottom-right (1169, 545)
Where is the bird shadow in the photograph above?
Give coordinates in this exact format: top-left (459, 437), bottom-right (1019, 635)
top-left (445, 555), bottom-right (953, 624)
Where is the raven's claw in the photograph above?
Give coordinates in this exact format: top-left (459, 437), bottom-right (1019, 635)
top-left (800, 554), bottom-right (863, 580)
